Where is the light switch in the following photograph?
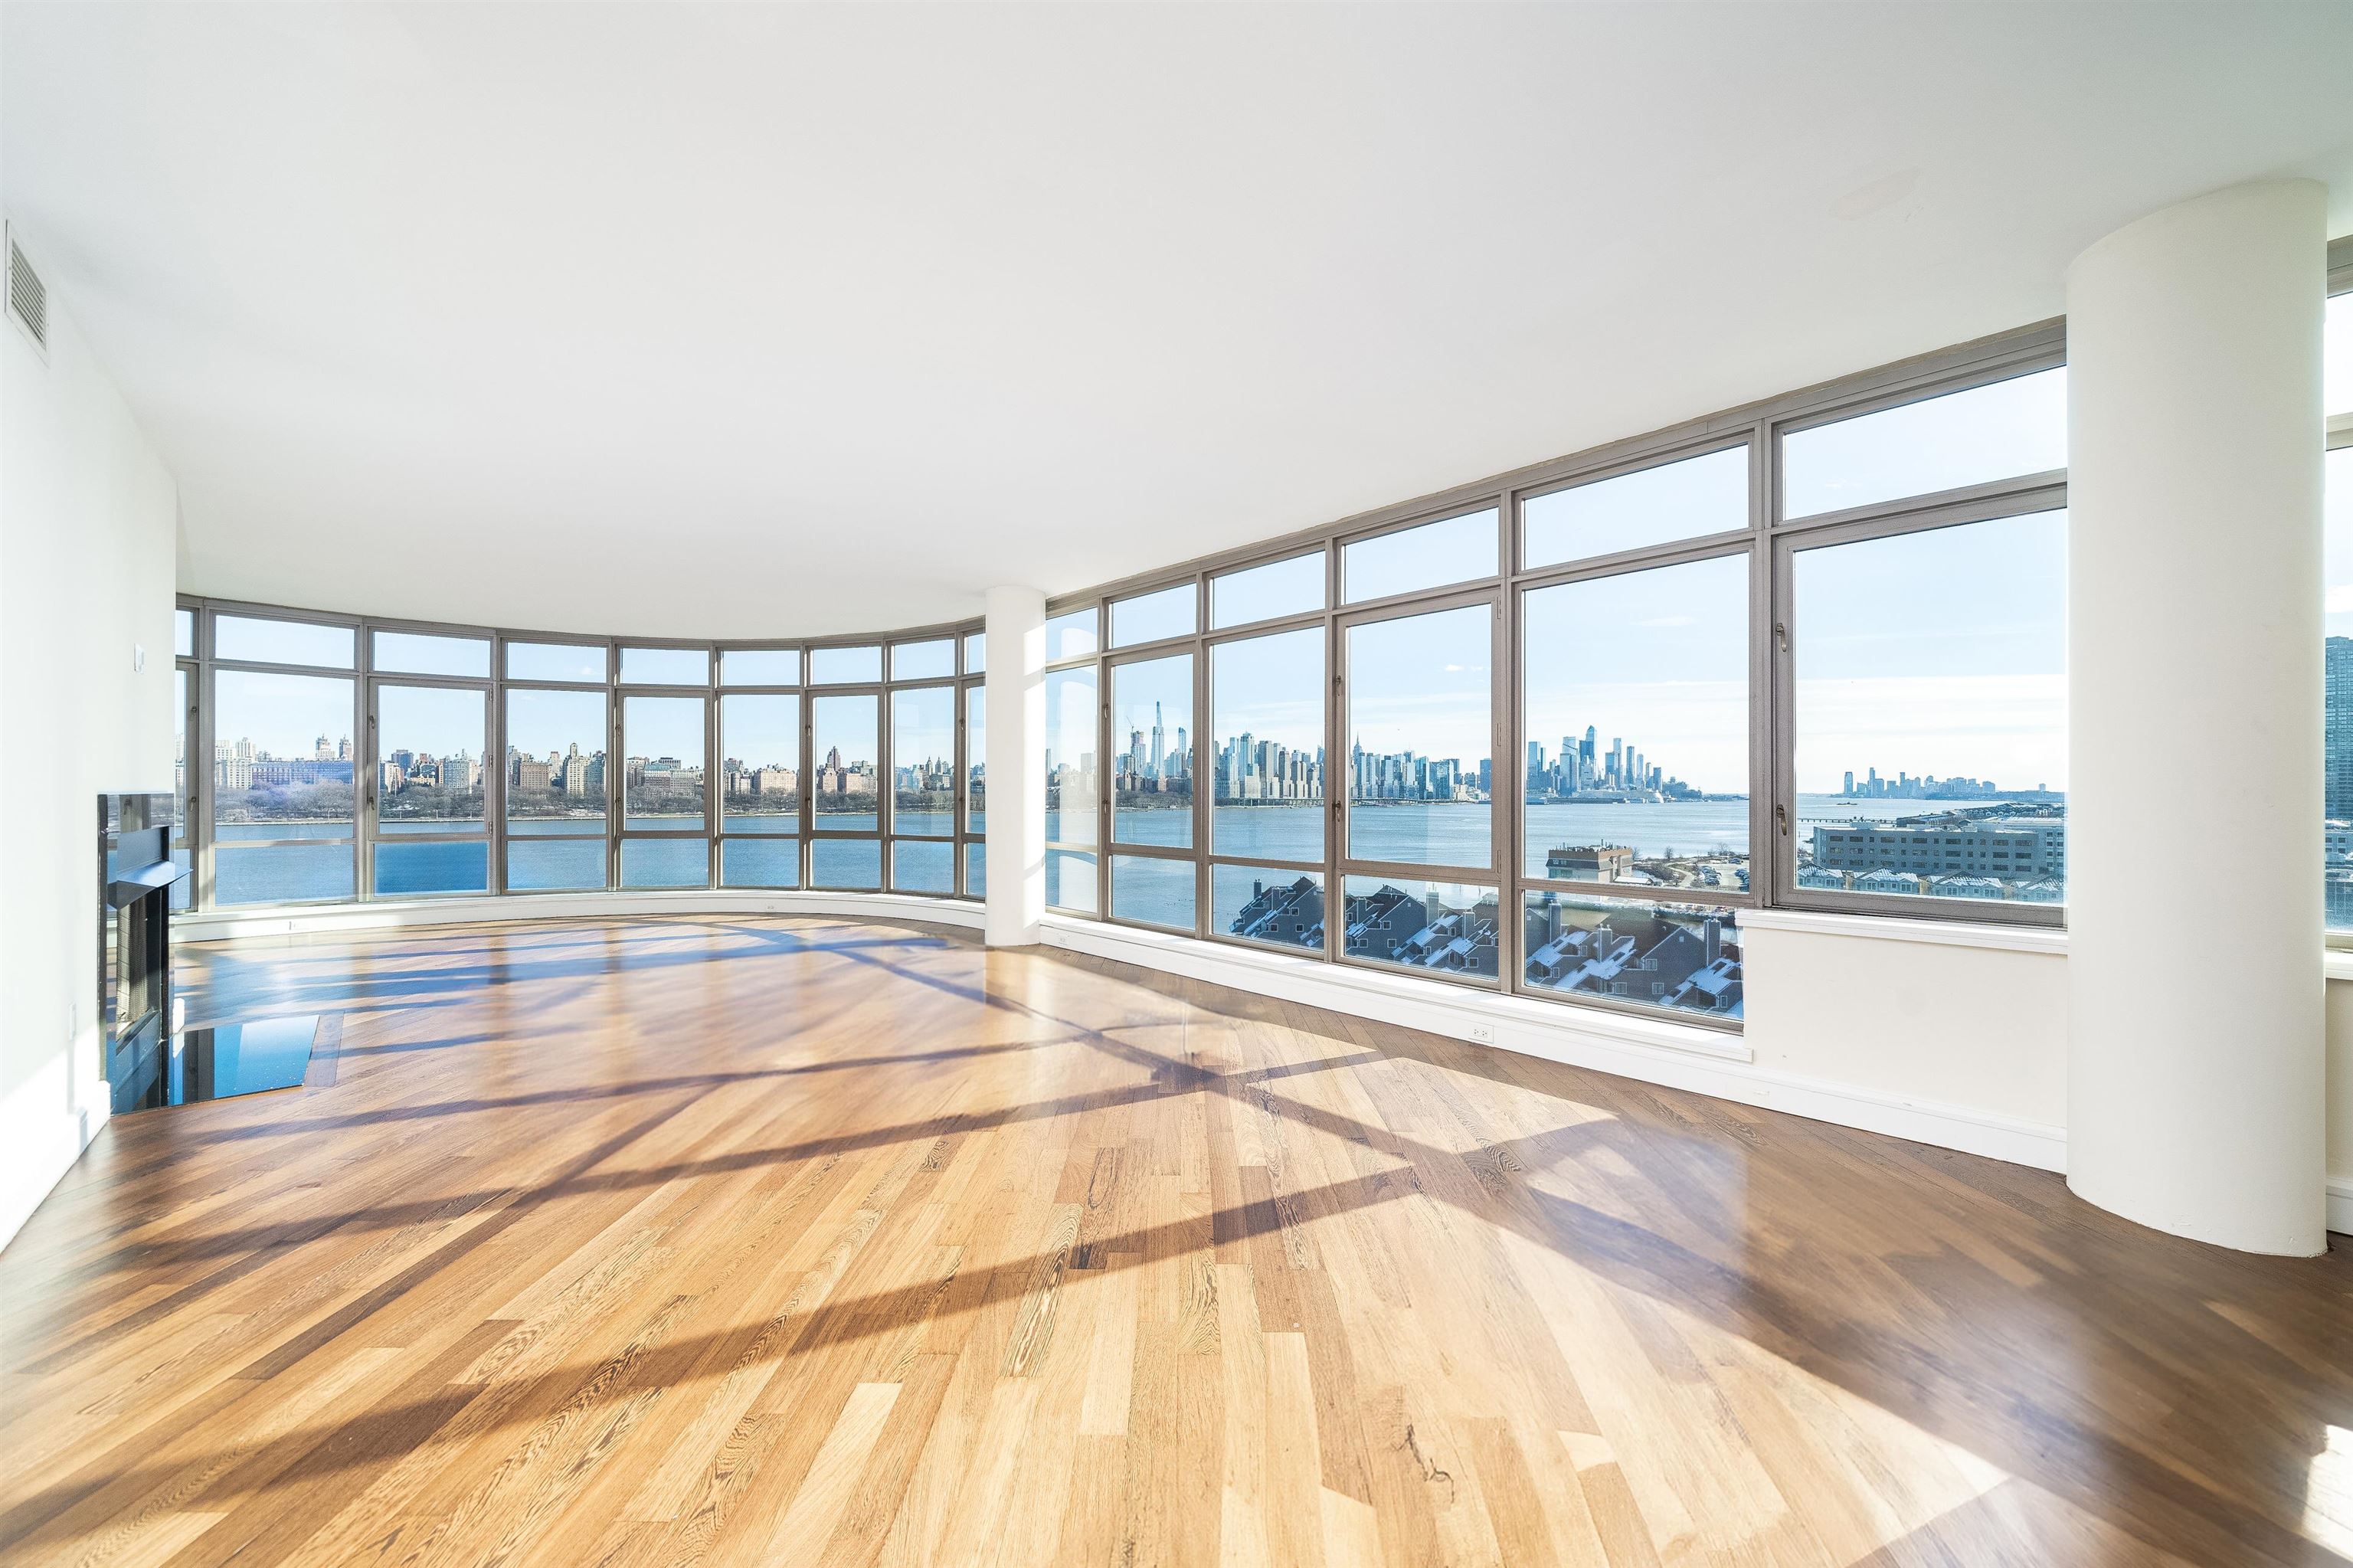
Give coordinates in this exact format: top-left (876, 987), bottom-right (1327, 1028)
top-left (133, 643), bottom-right (146, 673)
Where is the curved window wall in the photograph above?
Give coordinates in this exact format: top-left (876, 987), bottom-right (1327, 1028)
top-left (184, 311), bottom-right (2244, 1032)
top-left (178, 613), bottom-right (987, 908)
top-left (1019, 319), bottom-right (2088, 1030)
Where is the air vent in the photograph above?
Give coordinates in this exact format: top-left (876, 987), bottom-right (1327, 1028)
top-left (8, 225), bottom-right (49, 359)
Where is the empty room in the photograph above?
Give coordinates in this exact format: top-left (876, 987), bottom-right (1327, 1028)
top-left (4, 4), bottom-right (2351, 1564)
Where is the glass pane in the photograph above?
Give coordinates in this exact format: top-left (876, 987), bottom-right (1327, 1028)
top-left (172, 669), bottom-right (189, 836)
top-left (1047, 848), bottom-right (1097, 914)
top-left (1212, 627), bottom-right (1324, 863)
top-left (621, 836), bottom-right (709, 889)
top-left (1213, 866), bottom-right (1325, 955)
top-left (722, 836), bottom-right (801, 889)
top-left (2326, 290), bottom-right (2349, 418)
top-left (1111, 584), bottom-right (1196, 647)
top-left (1212, 551), bottom-right (1324, 629)
top-left (812, 693), bottom-right (879, 829)
top-left (1340, 876), bottom-right (1498, 982)
top-left (1045, 666), bottom-right (1098, 846)
top-left (964, 631), bottom-right (987, 674)
top-left (964, 841), bottom-right (987, 898)
top-left (1522, 555), bottom-right (1748, 889)
top-left (1113, 654), bottom-right (1192, 848)
top-left (892, 686), bottom-right (956, 836)
top-left (622, 695), bottom-right (705, 830)
top-left (1792, 509), bottom-right (2067, 905)
top-left (1783, 367), bottom-right (2067, 519)
top-left (1045, 608), bottom-right (1098, 663)
top-left (506, 688), bottom-right (607, 827)
top-left (372, 630), bottom-right (489, 679)
top-left (1523, 894), bottom-right (1742, 1017)
top-left (722, 648), bottom-right (800, 686)
top-left (216, 615), bottom-right (355, 669)
top-left (894, 838), bottom-right (954, 894)
top-left (2325, 446), bottom-right (2352, 930)
top-left (811, 836), bottom-right (881, 890)
top-left (1342, 508), bottom-right (1497, 603)
top-left (507, 641), bottom-right (607, 683)
top-left (374, 839), bottom-right (488, 896)
top-left (1346, 603), bottom-right (1491, 869)
top-left (376, 686), bottom-right (486, 830)
top-left (620, 646), bottom-right (709, 686)
top-left (508, 837), bottom-right (605, 892)
top-left (1523, 446), bottom-right (1748, 569)
top-left (810, 645), bottom-right (882, 684)
top-left (213, 670), bottom-right (355, 846)
top-left (722, 693), bottom-right (800, 833)
top-left (892, 639), bottom-right (954, 681)
top-left (967, 685), bottom-right (987, 833)
top-left (174, 607), bottom-right (194, 658)
top-left (216, 843), bottom-right (353, 905)
top-left (1111, 854), bottom-right (1193, 930)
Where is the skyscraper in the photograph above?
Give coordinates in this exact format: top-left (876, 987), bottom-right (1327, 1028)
top-left (2327, 637), bottom-right (2353, 820)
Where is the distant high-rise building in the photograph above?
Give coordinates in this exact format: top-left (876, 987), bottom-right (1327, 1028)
top-left (2329, 637), bottom-right (2353, 822)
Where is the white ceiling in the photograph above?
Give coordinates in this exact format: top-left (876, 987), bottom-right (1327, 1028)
top-left (5, 4), bottom-right (2351, 638)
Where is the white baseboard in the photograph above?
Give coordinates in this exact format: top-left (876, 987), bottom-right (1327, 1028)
top-left (1039, 915), bottom-right (2070, 1174)
top-left (2329, 1176), bottom-right (2353, 1237)
top-left (175, 889), bottom-right (985, 944)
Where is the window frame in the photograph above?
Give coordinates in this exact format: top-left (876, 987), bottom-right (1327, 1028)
top-left (365, 669), bottom-right (496, 900)
top-left (2320, 245), bottom-right (2353, 947)
top-left (176, 312), bottom-right (2128, 1031)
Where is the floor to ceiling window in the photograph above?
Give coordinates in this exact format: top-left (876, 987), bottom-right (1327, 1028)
top-left (2323, 283), bottom-right (2352, 933)
top-left (1042, 607), bottom-right (1101, 915)
top-left (206, 613), bottom-right (359, 906)
top-left (809, 650), bottom-right (882, 892)
top-left (505, 652), bottom-right (609, 892)
top-left (889, 637), bottom-right (958, 896)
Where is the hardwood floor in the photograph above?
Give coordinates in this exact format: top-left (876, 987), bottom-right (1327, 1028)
top-left (2, 915), bottom-right (2347, 1567)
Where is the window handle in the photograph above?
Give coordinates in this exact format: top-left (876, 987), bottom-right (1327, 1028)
top-left (1776, 804), bottom-right (1788, 836)
top-left (1775, 620), bottom-right (1788, 652)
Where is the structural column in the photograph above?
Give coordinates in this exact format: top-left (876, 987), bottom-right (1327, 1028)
top-left (2065, 179), bottom-right (2327, 1255)
top-left (983, 585), bottom-right (1046, 946)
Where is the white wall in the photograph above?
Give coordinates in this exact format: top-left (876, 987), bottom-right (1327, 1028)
top-left (0, 264), bottom-right (180, 1247)
top-left (1740, 916), bottom-right (2068, 1141)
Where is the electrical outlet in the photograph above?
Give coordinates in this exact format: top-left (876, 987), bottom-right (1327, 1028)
top-left (1467, 1021), bottom-right (1496, 1046)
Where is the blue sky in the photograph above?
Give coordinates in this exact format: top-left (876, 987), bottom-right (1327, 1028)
top-left (723, 693), bottom-right (800, 771)
top-left (378, 683), bottom-right (486, 758)
top-left (1523, 552), bottom-right (1746, 792)
top-left (810, 692), bottom-right (875, 770)
top-left (1792, 509), bottom-right (2068, 792)
top-left (1213, 625), bottom-right (1322, 755)
top-left (890, 686), bottom-right (954, 770)
top-left (506, 688), bottom-right (607, 764)
top-left (625, 694), bottom-right (705, 762)
top-left (1112, 653), bottom-right (1190, 761)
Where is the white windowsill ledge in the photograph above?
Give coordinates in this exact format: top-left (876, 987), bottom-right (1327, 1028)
top-left (1740, 906), bottom-right (2067, 955)
top-left (175, 889), bottom-right (985, 943)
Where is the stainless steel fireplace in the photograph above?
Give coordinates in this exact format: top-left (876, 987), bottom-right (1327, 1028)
top-left (101, 792), bottom-right (184, 1114)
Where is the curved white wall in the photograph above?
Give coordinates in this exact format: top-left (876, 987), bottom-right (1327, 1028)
top-left (2065, 179), bottom-right (2328, 1255)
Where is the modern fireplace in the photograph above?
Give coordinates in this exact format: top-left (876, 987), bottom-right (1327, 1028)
top-left (100, 792), bottom-right (185, 1114)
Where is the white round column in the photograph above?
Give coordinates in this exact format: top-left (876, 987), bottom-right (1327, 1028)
top-left (983, 585), bottom-right (1046, 947)
top-left (2064, 179), bottom-right (2328, 1255)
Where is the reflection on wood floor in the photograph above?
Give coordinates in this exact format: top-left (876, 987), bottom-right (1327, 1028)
top-left (2, 915), bottom-right (2347, 1566)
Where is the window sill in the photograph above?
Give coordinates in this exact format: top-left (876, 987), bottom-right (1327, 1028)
top-left (175, 889), bottom-right (984, 943)
top-left (1740, 906), bottom-right (2067, 955)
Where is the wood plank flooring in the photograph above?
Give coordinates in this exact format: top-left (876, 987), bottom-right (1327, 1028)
top-left (2, 914), bottom-right (2348, 1566)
